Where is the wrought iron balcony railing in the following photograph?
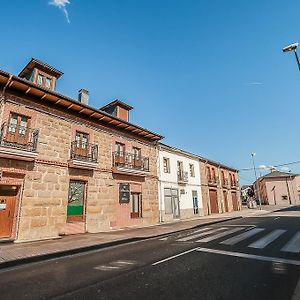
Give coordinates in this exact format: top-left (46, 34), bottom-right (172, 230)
top-left (0, 123), bottom-right (39, 152)
top-left (231, 181), bottom-right (239, 188)
top-left (208, 176), bottom-right (218, 185)
top-left (70, 141), bottom-right (98, 163)
top-left (178, 171), bottom-right (188, 183)
top-left (222, 178), bottom-right (229, 187)
top-left (112, 151), bottom-right (149, 172)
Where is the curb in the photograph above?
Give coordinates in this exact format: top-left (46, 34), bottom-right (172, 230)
top-left (0, 216), bottom-right (242, 270)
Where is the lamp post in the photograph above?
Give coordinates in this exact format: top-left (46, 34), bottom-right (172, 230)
top-left (251, 152), bottom-right (262, 210)
top-left (282, 42), bottom-right (300, 71)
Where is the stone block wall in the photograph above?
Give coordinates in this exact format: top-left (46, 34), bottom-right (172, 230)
top-left (0, 93), bottom-right (160, 242)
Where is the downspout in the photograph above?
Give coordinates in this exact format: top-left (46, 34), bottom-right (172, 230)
top-left (157, 144), bottom-right (163, 223)
top-left (0, 74), bottom-right (13, 100)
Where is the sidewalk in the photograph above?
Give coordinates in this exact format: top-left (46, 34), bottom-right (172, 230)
top-left (0, 207), bottom-right (278, 269)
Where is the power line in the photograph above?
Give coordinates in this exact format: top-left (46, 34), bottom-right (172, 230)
top-left (240, 159), bottom-right (300, 171)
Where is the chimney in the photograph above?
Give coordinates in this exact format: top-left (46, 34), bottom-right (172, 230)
top-left (78, 89), bottom-right (89, 105)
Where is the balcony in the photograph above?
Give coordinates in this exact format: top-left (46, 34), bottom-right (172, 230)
top-left (69, 141), bottom-right (98, 169)
top-left (222, 178), bottom-right (229, 188)
top-left (112, 151), bottom-right (149, 176)
top-left (0, 123), bottom-right (39, 161)
top-left (208, 176), bottom-right (218, 186)
top-left (177, 171), bottom-right (188, 184)
top-left (231, 181), bottom-right (239, 189)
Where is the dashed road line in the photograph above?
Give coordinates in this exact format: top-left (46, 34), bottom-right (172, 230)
top-left (248, 229), bottom-right (286, 249)
top-left (220, 228), bottom-right (265, 246)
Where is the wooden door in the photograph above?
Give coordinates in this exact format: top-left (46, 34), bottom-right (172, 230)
top-left (75, 132), bottom-right (88, 158)
top-left (0, 196), bottom-right (16, 238)
top-left (223, 191), bottom-right (229, 212)
top-left (209, 190), bottom-right (219, 214)
top-left (6, 114), bottom-right (29, 145)
top-left (232, 192), bottom-right (238, 211)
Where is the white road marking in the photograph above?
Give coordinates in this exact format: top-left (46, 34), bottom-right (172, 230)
top-left (220, 228), bottom-right (265, 245)
top-left (292, 276), bottom-right (300, 300)
top-left (158, 227), bottom-right (212, 241)
top-left (248, 229), bottom-right (286, 249)
top-left (111, 260), bottom-right (137, 266)
top-left (196, 247), bottom-right (300, 266)
top-left (94, 265), bottom-right (120, 271)
top-left (281, 231), bottom-right (300, 253)
top-left (152, 247), bottom-right (200, 266)
top-left (196, 227), bottom-right (244, 243)
top-left (177, 228), bottom-right (227, 242)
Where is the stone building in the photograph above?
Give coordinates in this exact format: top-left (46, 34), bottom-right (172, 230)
top-left (199, 159), bottom-right (240, 215)
top-left (158, 143), bottom-right (203, 222)
top-left (0, 59), bottom-right (162, 242)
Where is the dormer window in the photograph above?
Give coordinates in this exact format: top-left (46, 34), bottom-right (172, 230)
top-left (37, 74), bottom-right (44, 86)
top-left (45, 77), bottom-right (51, 89)
top-left (18, 58), bottom-right (63, 92)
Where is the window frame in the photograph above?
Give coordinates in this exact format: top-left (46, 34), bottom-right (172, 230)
top-left (163, 157), bottom-right (170, 173)
top-left (189, 163), bottom-right (195, 177)
top-left (130, 192), bottom-right (142, 218)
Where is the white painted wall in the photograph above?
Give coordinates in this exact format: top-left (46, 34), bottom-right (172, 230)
top-left (158, 148), bottom-right (203, 220)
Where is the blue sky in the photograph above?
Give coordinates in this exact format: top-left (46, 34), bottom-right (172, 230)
top-left (1, 0), bottom-right (300, 184)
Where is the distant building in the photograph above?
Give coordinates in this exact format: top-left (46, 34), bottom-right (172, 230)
top-left (254, 170), bottom-right (300, 205)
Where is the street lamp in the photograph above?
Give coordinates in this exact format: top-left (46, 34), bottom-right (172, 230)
top-left (282, 42), bottom-right (300, 71)
top-left (251, 152), bottom-right (262, 210)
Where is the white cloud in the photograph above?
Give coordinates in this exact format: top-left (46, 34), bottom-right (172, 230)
top-left (246, 82), bottom-right (263, 85)
top-left (49, 0), bottom-right (71, 23)
top-left (281, 166), bottom-right (290, 172)
top-left (258, 165), bottom-right (267, 170)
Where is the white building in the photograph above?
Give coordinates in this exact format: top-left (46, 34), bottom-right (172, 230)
top-left (158, 144), bottom-right (203, 222)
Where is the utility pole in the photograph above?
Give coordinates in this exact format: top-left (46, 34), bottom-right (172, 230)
top-left (251, 153), bottom-right (262, 210)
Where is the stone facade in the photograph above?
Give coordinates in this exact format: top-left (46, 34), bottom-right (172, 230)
top-left (0, 90), bottom-right (159, 242)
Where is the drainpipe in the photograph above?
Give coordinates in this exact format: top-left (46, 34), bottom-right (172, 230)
top-left (157, 146), bottom-right (163, 223)
top-left (0, 75), bottom-right (13, 100)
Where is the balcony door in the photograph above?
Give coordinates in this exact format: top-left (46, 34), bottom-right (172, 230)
top-left (177, 161), bottom-right (183, 180)
top-left (6, 113), bottom-right (30, 145)
top-left (75, 132), bottom-right (88, 158)
top-left (133, 147), bottom-right (141, 168)
top-left (115, 143), bottom-right (125, 164)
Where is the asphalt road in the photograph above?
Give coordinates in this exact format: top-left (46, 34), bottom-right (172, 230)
top-left (1, 207), bottom-right (300, 300)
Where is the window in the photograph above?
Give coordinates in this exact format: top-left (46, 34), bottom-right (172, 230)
top-left (7, 113), bottom-right (30, 144)
top-left (45, 77), bottom-right (51, 89)
top-left (75, 131), bottom-right (88, 149)
top-left (115, 142), bottom-right (125, 156)
top-left (131, 193), bottom-right (142, 218)
top-left (133, 147), bottom-right (141, 167)
top-left (37, 74), bottom-right (44, 86)
top-left (207, 166), bottom-right (211, 180)
top-left (163, 157), bottom-right (170, 173)
top-left (164, 188), bottom-right (173, 214)
top-left (189, 164), bottom-right (195, 177)
top-left (67, 180), bottom-right (86, 221)
top-left (164, 188), bottom-right (179, 217)
top-left (133, 147), bottom-right (141, 159)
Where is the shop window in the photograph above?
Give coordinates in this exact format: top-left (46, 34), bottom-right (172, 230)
top-left (67, 181), bottom-right (86, 221)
